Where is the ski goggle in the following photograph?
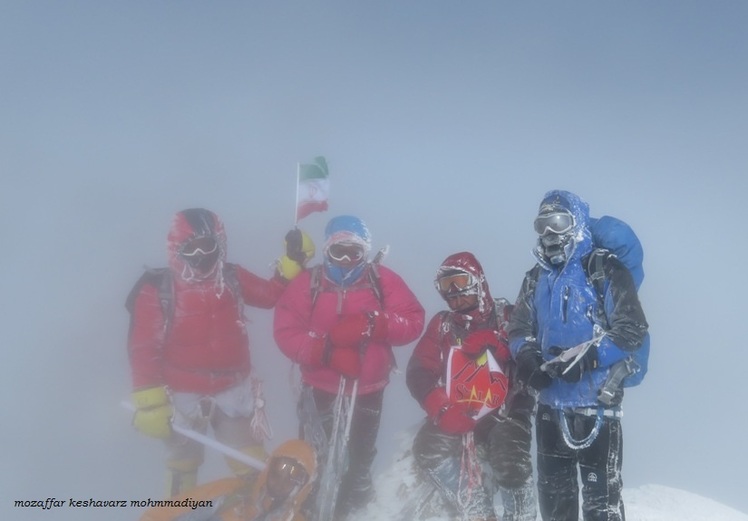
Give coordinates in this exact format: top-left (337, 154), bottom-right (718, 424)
top-left (180, 236), bottom-right (218, 257)
top-left (533, 211), bottom-right (575, 236)
top-left (327, 242), bottom-right (365, 263)
top-left (266, 456), bottom-right (308, 498)
top-left (435, 271), bottom-right (478, 297)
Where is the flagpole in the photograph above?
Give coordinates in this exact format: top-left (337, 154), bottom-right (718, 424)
top-left (294, 162), bottom-right (300, 226)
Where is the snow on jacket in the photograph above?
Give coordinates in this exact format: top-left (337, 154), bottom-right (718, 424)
top-left (507, 190), bottom-right (648, 408)
top-left (273, 264), bottom-right (425, 395)
top-left (127, 210), bottom-right (287, 394)
top-left (406, 252), bottom-right (511, 407)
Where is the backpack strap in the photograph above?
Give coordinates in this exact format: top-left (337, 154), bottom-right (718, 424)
top-left (222, 262), bottom-right (241, 294)
top-left (584, 249), bottom-right (614, 330)
top-left (222, 262), bottom-right (244, 320)
top-left (585, 248), bottom-right (610, 300)
top-left (125, 267), bottom-right (173, 340)
top-left (125, 268), bottom-right (171, 313)
top-left (367, 262), bottom-right (384, 308)
top-left (526, 264), bottom-right (542, 299)
top-left (493, 297), bottom-right (512, 334)
top-left (437, 309), bottom-right (451, 340)
top-left (436, 310), bottom-right (452, 380)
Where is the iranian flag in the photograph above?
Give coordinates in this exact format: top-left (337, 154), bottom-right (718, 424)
top-left (295, 156), bottom-right (330, 222)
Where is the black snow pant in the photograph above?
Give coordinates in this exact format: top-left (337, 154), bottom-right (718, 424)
top-left (536, 403), bottom-right (625, 521)
top-left (299, 385), bottom-right (383, 521)
top-left (412, 420), bottom-right (497, 520)
top-left (485, 388), bottom-right (537, 521)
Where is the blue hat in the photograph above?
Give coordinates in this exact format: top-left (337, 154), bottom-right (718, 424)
top-left (323, 215), bottom-right (372, 252)
top-left (323, 215), bottom-right (371, 286)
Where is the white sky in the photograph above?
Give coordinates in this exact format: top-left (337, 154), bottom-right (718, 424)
top-left (2, 2), bottom-right (747, 520)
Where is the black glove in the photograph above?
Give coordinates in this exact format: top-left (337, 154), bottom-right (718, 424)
top-left (546, 345), bottom-right (599, 383)
top-left (515, 344), bottom-right (552, 391)
top-left (285, 229), bottom-right (306, 264)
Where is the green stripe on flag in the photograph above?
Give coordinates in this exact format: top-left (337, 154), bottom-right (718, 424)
top-left (299, 156), bottom-right (328, 180)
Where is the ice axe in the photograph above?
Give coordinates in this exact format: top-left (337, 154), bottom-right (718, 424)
top-left (121, 400), bottom-right (266, 471)
top-left (540, 331), bottom-right (606, 376)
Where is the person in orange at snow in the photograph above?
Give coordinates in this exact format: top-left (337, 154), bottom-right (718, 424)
top-left (139, 439), bottom-right (317, 521)
top-left (407, 252), bottom-right (537, 521)
top-left (126, 208), bottom-right (314, 497)
top-left (273, 215), bottom-right (425, 520)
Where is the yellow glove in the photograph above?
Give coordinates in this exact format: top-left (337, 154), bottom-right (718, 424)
top-left (131, 386), bottom-right (172, 439)
top-left (278, 229), bottom-right (315, 280)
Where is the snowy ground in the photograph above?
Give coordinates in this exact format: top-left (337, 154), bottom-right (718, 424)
top-left (355, 431), bottom-right (748, 521)
top-left (361, 477), bottom-right (748, 521)
top-left (623, 485), bottom-right (748, 521)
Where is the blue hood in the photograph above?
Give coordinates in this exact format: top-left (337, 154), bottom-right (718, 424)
top-left (532, 189), bottom-right (594, 270)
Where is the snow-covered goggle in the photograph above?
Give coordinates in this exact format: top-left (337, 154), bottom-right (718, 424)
top-left (180, 236), bottom-right (218, 257)
top-left (534, 211), bottom-right (574, 236)
top-left (327, 242), bottom-right (365, 263)
top-left (435, 271), bottom-right (478, 297)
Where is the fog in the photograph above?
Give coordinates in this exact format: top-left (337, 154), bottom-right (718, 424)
top-left (2, 2), bottom-right (747, 520)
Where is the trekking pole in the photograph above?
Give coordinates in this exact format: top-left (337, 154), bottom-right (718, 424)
top-left (121, 400), bottom-right (265, 471)
top-left (315, 376), bottom-right (347, 521)
top-left (327, 376), bottom-right (347, 462)
top-left (342, 379), bottom-right (359, 447)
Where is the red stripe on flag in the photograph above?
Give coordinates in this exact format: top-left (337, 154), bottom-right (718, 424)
top-left (296, 200), bottom-right (329, 222)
